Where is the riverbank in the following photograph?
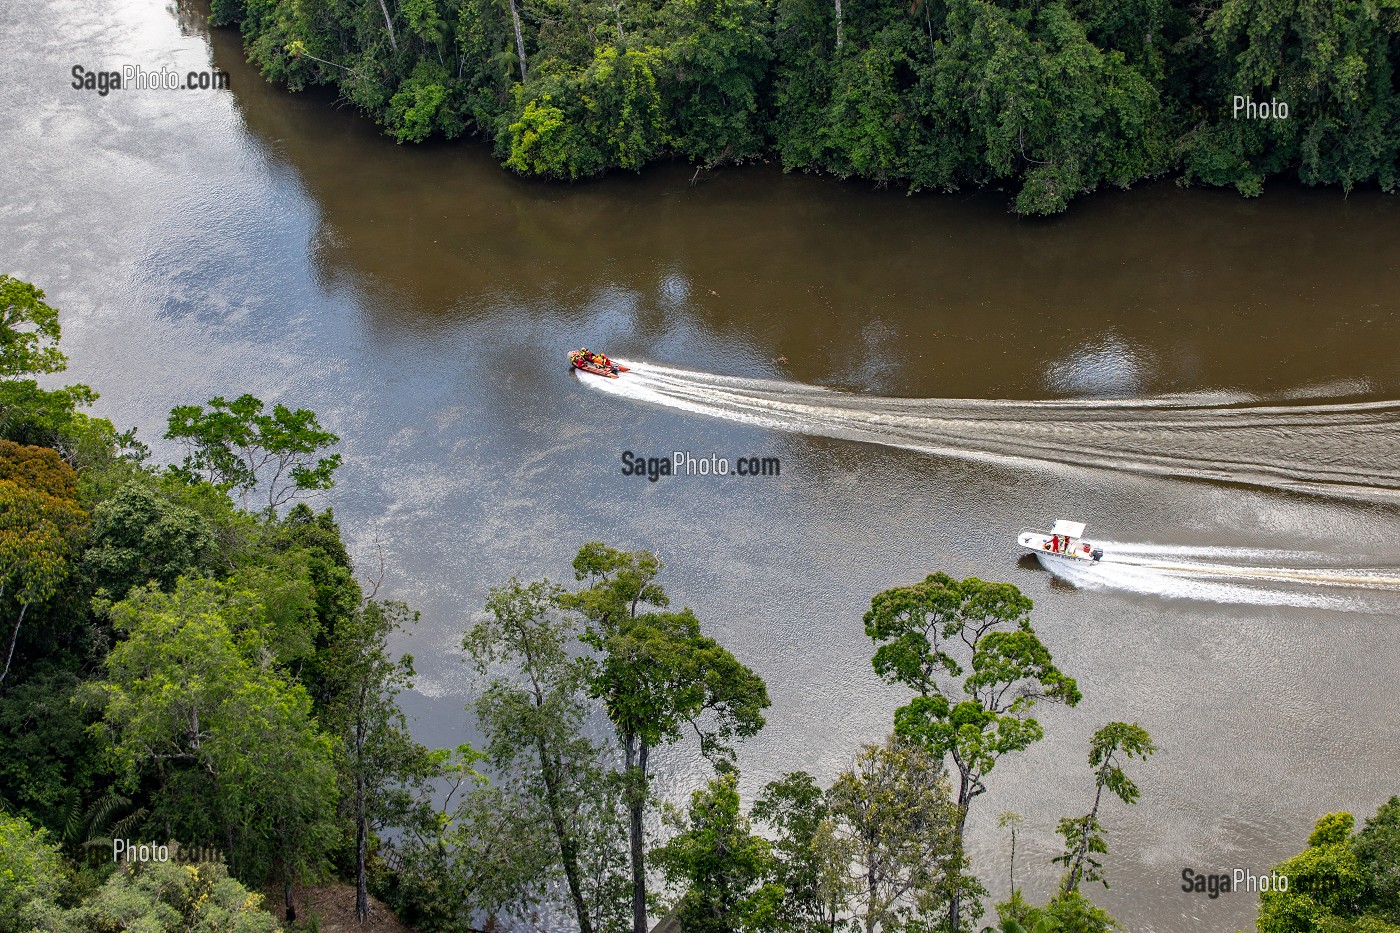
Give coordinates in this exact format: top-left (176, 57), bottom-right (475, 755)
top-left (210, 0), bottom-right (1400, 214)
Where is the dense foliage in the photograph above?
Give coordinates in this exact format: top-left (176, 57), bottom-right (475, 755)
top-left (1257, 803), bottom-right (1400, 933)
top-left (211, 0), bottom-right (1400, 212)
top-left (0, 276), bottom-right (430, 928)
top-left (1, 812), bottom-right (283, 933)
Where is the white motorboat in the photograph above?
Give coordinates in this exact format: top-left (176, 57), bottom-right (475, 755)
top-left (1019, 519), bottom-right (1104, 568)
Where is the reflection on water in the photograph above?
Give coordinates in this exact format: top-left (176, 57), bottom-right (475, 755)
top-left (199, 6), bottom-right (1400, 404)
top-left (1045, 334), bottom-right (1150, 397)
top-left (3, 2), bottom-right (1400, 932)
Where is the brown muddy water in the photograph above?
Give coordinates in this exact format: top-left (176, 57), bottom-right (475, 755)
top-left (5, 2), bottom-right (1400, 930)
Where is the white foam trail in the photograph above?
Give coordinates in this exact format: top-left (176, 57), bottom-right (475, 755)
top-left (1041, 554), bottom-right (1356, 609)
top-left (1026, 538), bottom-right (1400, 607)
top-left (584, 361), bottom-right (1400, 503)
top-left (1099, 551), bottom-right (1400, 589)
top-left (1097, 541), bottom-right (1331, 561)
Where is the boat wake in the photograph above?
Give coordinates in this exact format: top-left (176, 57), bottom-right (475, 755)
top-left (585, 361), bottom-right (1400, 503)
top-left (1038, 542), bottom-right (1400, 608)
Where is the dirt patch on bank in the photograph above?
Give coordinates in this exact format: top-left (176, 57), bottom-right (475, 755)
top-left (261, 882), bottom-right (415, 932)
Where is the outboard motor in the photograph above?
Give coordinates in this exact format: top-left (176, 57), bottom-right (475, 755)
top-left (1090, 548), bottom-right (1103, 562)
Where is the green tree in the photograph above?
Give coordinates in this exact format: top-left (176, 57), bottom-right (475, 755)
top-left (165, 394), bottom-right (342, 513)
top-left (0, 811), bottom-right (68, 933)
top-left (1043, 891), bottom-right (1118, 933)
top-left (753, 770), bottom-right (852, 932)
top-left (827, 734), bottom-right (975, 933)
top-left (562, 541), bottom-right (770, 933)
top-left (0, 470), bottom-right (88, 688)
top-left (503, 89), bottom-right (602, 179)
top-left (0, 278), bottom-right (118, 464)
top-left (58, 860), bottom-right (282, 933)
top-left (88, 577), bottom-right (340, 918)
top-left (386, 60), bottom-right (459, 142)
top-left (993, 888), bottom-right (1117, 932)
top-left (987, 890), bottom-right (1059, 933)
top-left (586, 46), bottom-right (667, 172)
top-left (0, 274), bottom-right (67, 380)
top-left (0, 667), bottom-right (107, 840)
top-left (1257, 806), bottom-right (1400, 933)
top-left (654, 772), bottom-right (784, 933)
top-left (83, 481), bottom-right (218, 599)
top-left (325, 598), bottom-right (431, 922)
top-left (465, 577), bottom-right (628, 933)
top-left (0, 381), bottom-right (106, 459)
top-left (864, 571), bottom-right (1081, 932)
top-left (1056, 722), bottom-right (1158, 894)
top-left (663, 0), bottom-right (774, 165)
top-left (1258, 812), bottom-right (1369, 933)
top-left (256, 503), bottom-right (365, 711)
top-left (383, 744), bottom-right (560, 932)
top-left (1355, 797), bottom-right (1400, 924)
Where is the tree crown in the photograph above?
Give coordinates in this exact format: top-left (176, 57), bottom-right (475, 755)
top-left (0, 275), bottom-right (67, 380)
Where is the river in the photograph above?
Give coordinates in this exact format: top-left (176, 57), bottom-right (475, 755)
top-left (5, 2), bottom-right (1400, 930)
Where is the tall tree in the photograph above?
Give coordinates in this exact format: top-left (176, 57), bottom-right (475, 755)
top-left (377, 0), bottom-right (400, 52)
top-left (165, 394), bottom-right (341, 513)
top-left (998, 811), bottom-right (1024, 897)
top-left (864, 572), bottom-right (1081, 932)
top-left (325, 598), bottom-right (430, 922)
top-left (259, 503), bottom-right (364, 711)
top-left (826, 734), bottom-right (972, 933)
top-left (387, 744), bottom-right (561, 932)
top-left (465, 577), bottom-right (628, 933)
top-left (506, 0), bottom-right (528, 81)
top-left (562, 542), bottom-right (770, 933)
top-left (1056, 721), bottom-right (1158, 894)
